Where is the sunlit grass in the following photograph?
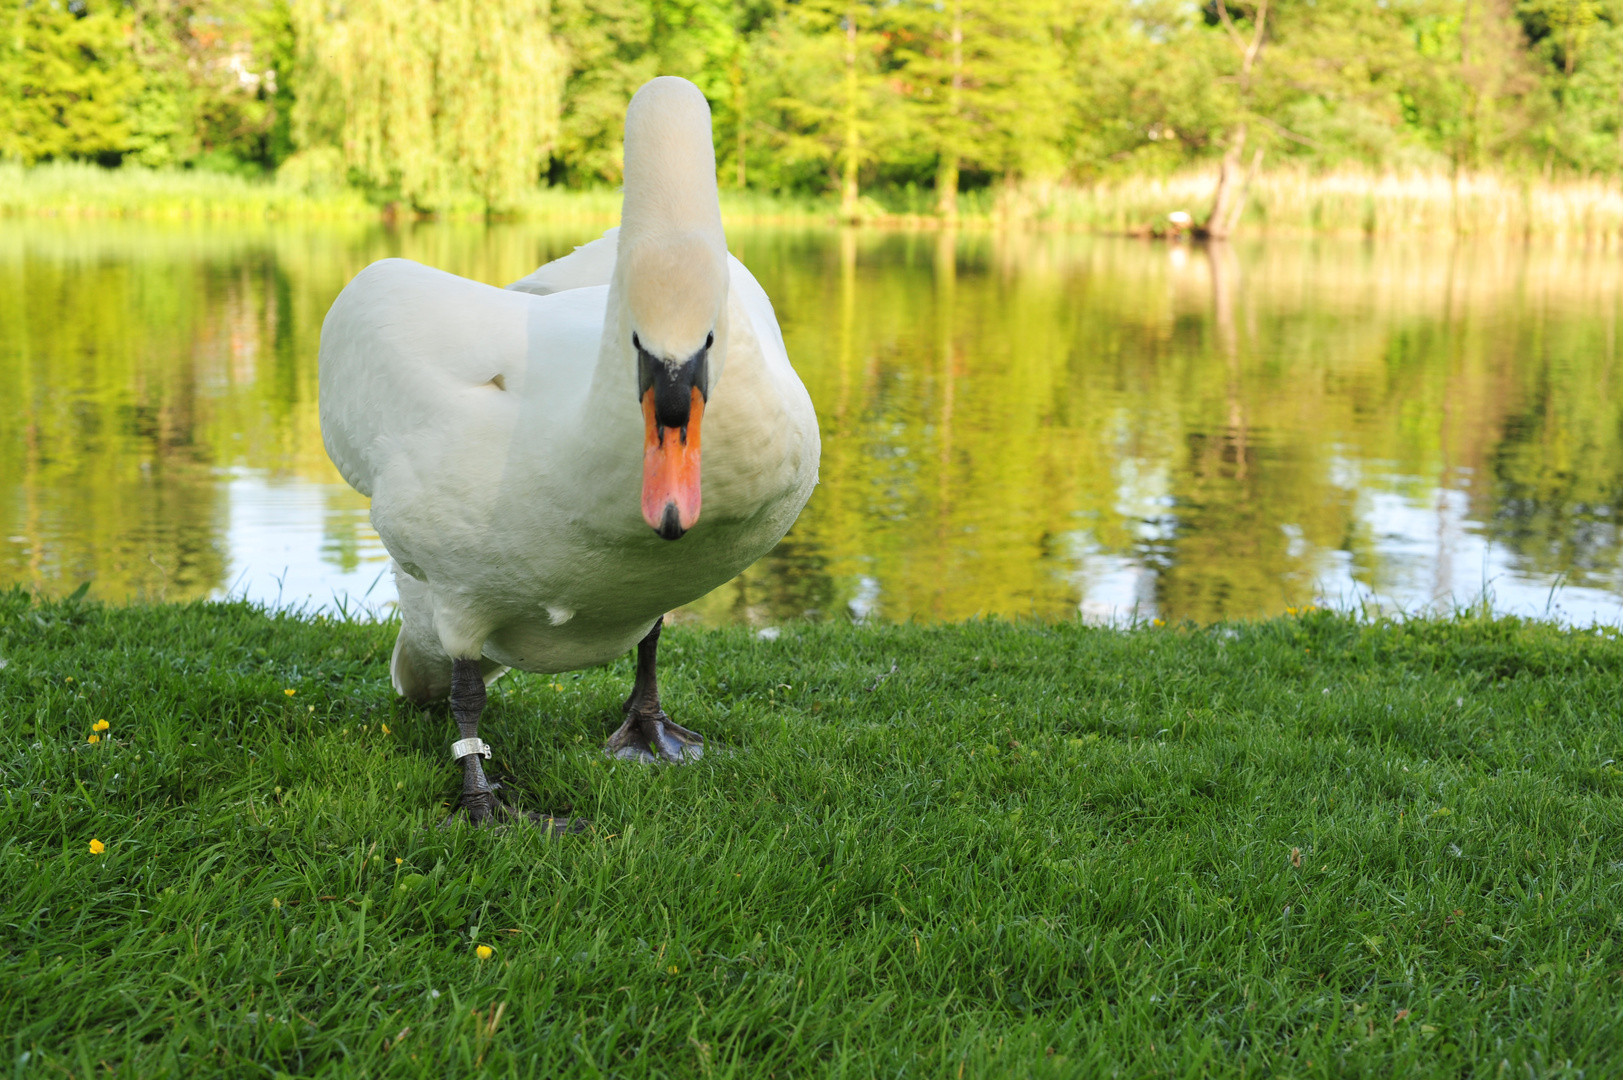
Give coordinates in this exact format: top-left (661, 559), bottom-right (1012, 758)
top-left (0, 163), bottom-right (836, 225)
top-left (0, 162), bottom-right (375, 220)
top-left (10, 161), bottom-right (1621, 237)
top-left (1029, 167), bottom-right (1623, 239)
top-left (4, 588), bottom-right (1622, 1075)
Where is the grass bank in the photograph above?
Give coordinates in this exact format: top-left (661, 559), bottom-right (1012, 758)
top-left (4, 591), bottom-right (1623, 1077)
top-left (9, 161), bottom-right (1622, 239)
top-left (1004, 168), bottom-right (1623, 240)
top-left (0, 163), bottom-right (376, 221)
top-left (0, 163), bottom-right (832, 226)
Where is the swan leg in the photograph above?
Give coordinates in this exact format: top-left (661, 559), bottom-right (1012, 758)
top-left (446, 658), bottom-right (584, 833)
top-left (606, 617), bottom-right (704, 763)
top-left (448, 658), bottom-right (501, 822)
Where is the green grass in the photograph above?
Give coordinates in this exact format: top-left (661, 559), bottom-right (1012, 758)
top-left (12, 161), bottom-right (1619, 238)
top-left (0, 163), bottom-right (376, 221)
top-left (1017, 168), bottom-right (1623, 239)
top-left (4, 589), bottom-right (1622, 1077)
top-left (0, 163), bottom-right (836, 226)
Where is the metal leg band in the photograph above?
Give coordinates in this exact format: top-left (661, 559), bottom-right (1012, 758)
top-left (451, 737), bottom-right (492, 761)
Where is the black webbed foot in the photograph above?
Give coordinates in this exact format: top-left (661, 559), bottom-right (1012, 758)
top-left (604, 616), bottom-right (705, 764)
top-left (606, 708), bottom-right (704, 763)
top-left (444, 782), bottom-right (587, 835)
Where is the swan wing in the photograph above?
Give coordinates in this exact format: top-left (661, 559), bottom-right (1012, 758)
top-left (319, 258), bottom-right (601, 503)
top-left (693, 255), bottom-right (819, 528)
top-left (727, 253), bottom-right (789, 367)
top-left (506, 227), bottom-right (620, 296)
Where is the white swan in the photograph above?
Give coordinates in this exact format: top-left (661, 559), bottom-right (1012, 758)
top-left (318, 77), bottom-right (820, 822)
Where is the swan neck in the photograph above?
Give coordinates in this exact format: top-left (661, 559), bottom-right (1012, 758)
top-left (618, 82), bottom-right (724, 253)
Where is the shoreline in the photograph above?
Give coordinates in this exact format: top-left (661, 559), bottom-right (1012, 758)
top-left (6, 162), bottom-right (1622, 241)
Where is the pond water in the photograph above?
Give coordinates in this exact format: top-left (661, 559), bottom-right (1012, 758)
top-left (3, 222), bottom-right (1622, 626)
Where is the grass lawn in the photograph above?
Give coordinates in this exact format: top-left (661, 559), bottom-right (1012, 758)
top-left (3, 589), bottom-right (1621, 1077)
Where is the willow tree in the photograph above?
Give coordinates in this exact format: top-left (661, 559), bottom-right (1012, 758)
top-left (292, 0), bottom-right (561, 210)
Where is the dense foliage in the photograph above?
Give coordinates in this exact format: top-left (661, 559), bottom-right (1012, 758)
top-left (1, 0), bottom-right (1620, 209)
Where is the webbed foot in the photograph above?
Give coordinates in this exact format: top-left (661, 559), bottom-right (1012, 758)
top-left (444, 783), bottom-right (587, 835)
top-left (603, 616), bottom-right (704, 764)
top-left (606, 708), bottom-right (704, 764)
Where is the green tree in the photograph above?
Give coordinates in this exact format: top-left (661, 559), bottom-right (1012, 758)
top-left (293, 0), bottom-right (561, 209)
top-left (548, 0), bottom-right (659, 185)
top-left (547, 0), bottom-right (755, 186)
top-left (892, 0), bottom-right (1069, 217)
top-left (0, 0), bottom-right (141, 163)
top-left (123, 0), bottom-right (285, 171)
top-left (765, 0), bottom-right (894, 214)
top-left (1063, 1), bottom-right (1232, 178)
top-left (1518, 0), bottom-right (1623, 172)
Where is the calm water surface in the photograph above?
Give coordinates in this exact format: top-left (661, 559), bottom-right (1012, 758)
top-left (4, 222), bottom-right (1622, 625)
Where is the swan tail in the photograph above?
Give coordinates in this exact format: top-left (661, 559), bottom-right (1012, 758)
top-left (506, 227), bottom-right (619, 296)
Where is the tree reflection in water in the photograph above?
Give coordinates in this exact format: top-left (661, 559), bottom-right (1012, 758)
top-left (2, 222), bottom-right (1621, 625)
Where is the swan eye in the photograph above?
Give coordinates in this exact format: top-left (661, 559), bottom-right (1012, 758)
top-left (705, 332), bottom-right (714, 350)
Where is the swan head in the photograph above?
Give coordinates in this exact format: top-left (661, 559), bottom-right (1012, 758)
top-left (629, 233), bottom-right (726, 541)
top-left (619, 77), bottom-right (729, 541)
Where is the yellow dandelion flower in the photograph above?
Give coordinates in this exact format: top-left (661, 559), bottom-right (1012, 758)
top-left (272, 897), bottom-right (282, 908)
top-left (88, 839), bottom-right (105, 855)
top-left (382, 724), bottom-right (391, 735)
top-left (87, 734), bottom-right (100, 744)
top-left (395, 857), bottom-right (403, 865)
top-left (668, 964), bottom-right (679, 974)
top-left (284, 688), bottom-right (297, 697)
top-left (476, 945), bottom-right (493, 961)
top-left (64, 676), bottom-right (73, 683)
top-left (92, 719), bottom-right (109, 732)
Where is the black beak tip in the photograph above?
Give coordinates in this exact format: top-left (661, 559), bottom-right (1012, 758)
top-left (656, 503), bottom-right (686, 541)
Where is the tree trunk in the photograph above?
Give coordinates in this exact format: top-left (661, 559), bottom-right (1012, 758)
top-left (936, 157), bottom-right (959, 220)
top-left (840, 10), bottom-right (860, 220)
top-left (1204, 125), bottom-right (1247, 240)
top-left (1222, 146), bottom-right (1264, 237)
top-left (936, 0), bottom-right (963, 220)
top-left (732, 58), bottom-right (746, 188)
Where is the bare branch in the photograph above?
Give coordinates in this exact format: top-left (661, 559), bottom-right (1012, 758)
top-left (1214, 0), bottom-right (1248, 56)
top-left (1243, 0), bottom-right (1269, 77)
top-left (1256, 113), bottom-right (1318, 148)
top-left (1215, 0), bottom-right (1268, 80)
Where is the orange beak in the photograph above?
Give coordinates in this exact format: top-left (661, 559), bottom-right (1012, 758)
top-left (642, 387), bottom-right (703, 539)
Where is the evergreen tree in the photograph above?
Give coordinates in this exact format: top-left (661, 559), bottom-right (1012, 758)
top-left (890, 0), bottom-right (1069, 216)
top-left (0, 0), bottom-right (141, 163)
top-left (766, 0), bottom-right (894, 215)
